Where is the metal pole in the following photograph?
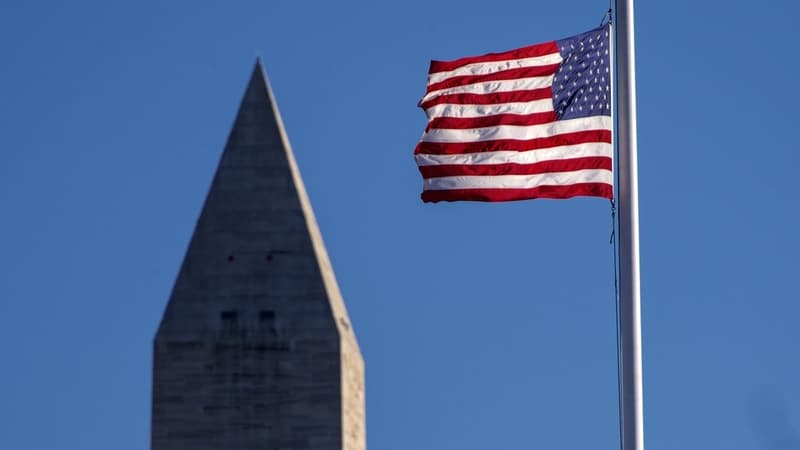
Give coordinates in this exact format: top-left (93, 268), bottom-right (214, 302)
top-left (614, 0), bottom-right (644, 449)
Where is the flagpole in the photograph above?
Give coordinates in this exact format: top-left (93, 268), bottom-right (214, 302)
top-left (614, 0), bottom-right (644, 448)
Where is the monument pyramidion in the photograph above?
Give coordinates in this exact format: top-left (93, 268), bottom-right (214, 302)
top-left (151, 61), bottom-right (365, 450)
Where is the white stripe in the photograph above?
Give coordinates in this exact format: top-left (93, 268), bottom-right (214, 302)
top-left (425, 99), bottom-right (554, 119)
top-left (421, 116), bottom-right (612, 143)
top-left (415, 143), bottom-right (612, 166)
top-left (423, 169), bottom-right (613, 190)
top-left (428, 53), bottom-right (563, 86)
top-left (421, 75), bottom-right (553, 105)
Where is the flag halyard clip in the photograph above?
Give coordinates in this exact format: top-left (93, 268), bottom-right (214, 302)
top-left (601, 8), bottom-right (613, 26)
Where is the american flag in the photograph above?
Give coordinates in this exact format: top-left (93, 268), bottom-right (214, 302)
top-left (414, 25), bottom-right (613, 203)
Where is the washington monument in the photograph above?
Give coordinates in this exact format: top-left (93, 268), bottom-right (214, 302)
top-left (151, 61), bottom-right (365, 450)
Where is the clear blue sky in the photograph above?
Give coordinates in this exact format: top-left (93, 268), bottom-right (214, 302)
top-left (2, 1), bottom-right (799, 449)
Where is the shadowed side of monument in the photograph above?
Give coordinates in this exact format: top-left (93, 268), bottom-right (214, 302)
top-left (151, 61), bottom-right (364, 450)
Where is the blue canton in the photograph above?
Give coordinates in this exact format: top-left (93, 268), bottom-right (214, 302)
top-left (553, 26), bottom-right (611, 120)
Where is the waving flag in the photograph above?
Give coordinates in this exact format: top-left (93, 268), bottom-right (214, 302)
top-left (414, 25), bottom-right (613, 203)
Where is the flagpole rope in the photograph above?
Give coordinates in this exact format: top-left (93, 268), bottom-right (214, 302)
top-left (610, 198), bottom-right (624, 450)
top-left (608, 11), bottom-right (624, 450)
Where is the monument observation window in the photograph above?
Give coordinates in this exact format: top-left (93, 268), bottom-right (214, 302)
top-left (220, 310), bottom-right (238, 332)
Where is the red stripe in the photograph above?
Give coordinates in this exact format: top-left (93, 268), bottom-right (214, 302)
top-left (429, 41), bottom-right (559, 74)
top-left (414, 130), bottom-right (612, 155)
top-left (428, 111), bottom-right (558, 131)
top-left (420, 88), bottom-right (552, 110)
top-left (421, 184), bottom-right (613, 202)
top-left (418, 157), bottom-right (611, 179)
top-left (426, 64), bottom-right (560, 94)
